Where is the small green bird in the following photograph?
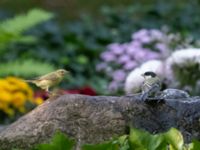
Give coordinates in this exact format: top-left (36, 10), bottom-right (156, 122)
top-left (25, 69), bottom-right (69, 92)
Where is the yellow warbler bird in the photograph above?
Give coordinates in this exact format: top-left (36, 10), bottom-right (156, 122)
top-left (25, 69), bottom-right (69, 92)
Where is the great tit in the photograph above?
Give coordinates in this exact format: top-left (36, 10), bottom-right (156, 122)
top-left (141, 71), bottom-right (161, 101)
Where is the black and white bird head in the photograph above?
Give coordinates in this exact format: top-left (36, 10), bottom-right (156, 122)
top-left (141, 71), bottom-right (157, 79)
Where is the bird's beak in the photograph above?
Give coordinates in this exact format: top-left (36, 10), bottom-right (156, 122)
top-left (65, 70), bottom-right (70, 74)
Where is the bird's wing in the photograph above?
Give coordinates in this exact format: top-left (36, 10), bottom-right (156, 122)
top-left (148, 77), bottom-right (161, 86)
top-left (148, 83), bottom-right (160, 93)
top-left (35, 72), bottom-right (58, 81)
top-left (141, 83), bottom-right (160, 101)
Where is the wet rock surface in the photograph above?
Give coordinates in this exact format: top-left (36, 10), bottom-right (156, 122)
top-left (0, 94), bottom-right (200, 150)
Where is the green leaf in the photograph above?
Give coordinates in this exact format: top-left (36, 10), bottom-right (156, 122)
top-left (0, 9), bottom-right (53, 51)
top-left (76, 55), bottom-right (88, 64)
top-left (187, 140), bottom-right (200, 150)
top-left (129, 128), bottom-right (167, 150)
top-left (0, 9), bottom-right (53, 34)
top-left (82, 141), bottom-right (118, 150)
top-left (118, 135), bottom-right (129, 150)
top-left (0, 59), bottom-right (56, 78)
top-left (35, 131), bottom-right (75, 150)
top-left (51, 132), bottom-right (75, 150)
top-left (163, 128), bottom-right (184, 150)
top-left (14, 35), bottom-right (37, 43)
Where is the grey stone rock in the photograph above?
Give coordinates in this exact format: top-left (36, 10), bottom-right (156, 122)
top-left (160, 88), bottom-right (190, 99)
top-left (0, 94), bottom-right (200, 150)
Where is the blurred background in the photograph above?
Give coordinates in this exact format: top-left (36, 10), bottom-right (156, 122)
top-left (0, 0), bottom-right (200, 124)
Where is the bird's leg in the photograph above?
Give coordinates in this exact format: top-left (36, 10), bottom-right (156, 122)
top-left (45, 87), bottom-right (52, 95)
top-left (140, 92), bottom-right (149, 101)
top-left (45, 87), bottom-right (49, 93)
top-left (45, 88), bottom-right (59, 97)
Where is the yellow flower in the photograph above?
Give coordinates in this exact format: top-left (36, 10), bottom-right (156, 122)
top-left (0, 90), bottom-right (12, 103)
top-left (0, 77), bottom-right (36, 116)
top-left (4, 107), bottom-right (14, 116)
top-left (12, 92), bottom-right (26, 108)
top-left (17, 81), bottom-right (29, 90)
top-left (6, 76), bottom-right (21, 84)
top-left (18, 106), bottom-right (26, 113)
top-left (0, 101), bottom-right (8, 110)
top-left (6, 76), bottom-right (29, 90)
top-left (6, 77), bottom-right (34, 99)
top-left (0, 79), bottom-right (10, 91)
top-left (26, 87), bottom-right (34, 100)
top-left (0, 102), bottom-right (14, 116)
top-left (34, 97), bottom-right (44, 105)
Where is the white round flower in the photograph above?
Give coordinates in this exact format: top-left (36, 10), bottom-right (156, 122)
top-left (165, 48), bottom-right (200, 88)
top-left (166, 48), bottom-right (200, 80)
top-left (125, 68), bottom-right (144, 94)
top-left (140, 60), bottom-right (165, 77)
top-left (166, 48), bottom-right (200, 67)
top-left (124, 60), bottom-right (165, 94)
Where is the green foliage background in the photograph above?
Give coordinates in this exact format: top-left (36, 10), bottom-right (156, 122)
top-left (0, 9), bottom-right (55, 78)
top-left (0, 1), bottom-right (200, 94)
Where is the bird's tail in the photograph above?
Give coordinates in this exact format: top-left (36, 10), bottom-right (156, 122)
top-left (23, 79), bottom-right (35, 83)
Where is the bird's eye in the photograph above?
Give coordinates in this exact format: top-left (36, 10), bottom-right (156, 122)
top-left (61, 70), bottom-right (65, 74)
